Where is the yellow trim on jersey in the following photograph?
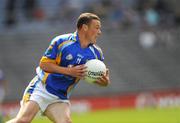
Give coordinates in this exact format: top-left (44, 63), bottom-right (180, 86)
top-left (56, 40), bottom-right (75, 64)
top-left (40, 54), bottom-right (62, 65)
top-left (56, 52), bottom-right (62, 65)
top-left (40, 56), bottom-right (56, 64)
top-left (58, 40), bottom-right (74, 49)
top-left (48, 45), bottom-right (53, 50)
top-left (42, 72), bottom-right (50, 84)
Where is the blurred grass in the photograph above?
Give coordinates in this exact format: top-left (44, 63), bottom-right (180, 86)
top-left (32, 107), bottom-right (180, 123)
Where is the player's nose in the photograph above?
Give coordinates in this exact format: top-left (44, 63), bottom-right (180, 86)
top-left (98, 29), bottom-right (102, 36)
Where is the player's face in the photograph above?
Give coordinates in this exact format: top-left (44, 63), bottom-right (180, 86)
top-left (86, 19), bottom-right (101, 44)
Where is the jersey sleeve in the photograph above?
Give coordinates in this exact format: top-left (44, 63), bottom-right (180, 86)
top-left (40, 37), bottom-right (60, 64)
top-left (93, 44), bottom-right (104, 61)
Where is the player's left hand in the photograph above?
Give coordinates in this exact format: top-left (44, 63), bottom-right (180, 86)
top-left (95, 68), bottom-right (110, 86)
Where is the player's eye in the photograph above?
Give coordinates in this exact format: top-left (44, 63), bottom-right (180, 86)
top-left (96, 27), bottom-right (100, 30)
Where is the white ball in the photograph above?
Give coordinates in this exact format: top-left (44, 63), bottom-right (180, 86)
top-left (84, 59), bottom-right (106, 83)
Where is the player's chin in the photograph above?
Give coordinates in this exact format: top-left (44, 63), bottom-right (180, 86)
top-left (92, 38), bottom-right (97, 44)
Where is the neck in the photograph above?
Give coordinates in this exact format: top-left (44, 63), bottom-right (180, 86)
top-left (77, 30), bottom-right (90, 48)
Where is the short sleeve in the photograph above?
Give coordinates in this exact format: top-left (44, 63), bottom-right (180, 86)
top-left (44, 39), bottom-right (58, 59)
top-left (40, 37), bottom-right (60, 64)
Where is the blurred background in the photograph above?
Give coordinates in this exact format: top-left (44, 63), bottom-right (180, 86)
top-left (0, 0), bottom-right (180, 122)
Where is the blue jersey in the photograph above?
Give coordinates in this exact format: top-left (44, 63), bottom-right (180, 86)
top-left (36, 32), bottom-right (104, 100)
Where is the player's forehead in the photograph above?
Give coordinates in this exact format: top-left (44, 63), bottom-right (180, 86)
top-left (89, 19), bottom-right (101, 27)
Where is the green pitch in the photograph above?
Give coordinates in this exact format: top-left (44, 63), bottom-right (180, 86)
top-left (32, 107), bottom-right (180, 123)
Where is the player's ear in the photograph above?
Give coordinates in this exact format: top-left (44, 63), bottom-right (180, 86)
top-left (82, 24), bottom-right (88, 31)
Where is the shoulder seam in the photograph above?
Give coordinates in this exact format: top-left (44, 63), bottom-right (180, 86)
top-left (58, 40), bottom-right (75, 50)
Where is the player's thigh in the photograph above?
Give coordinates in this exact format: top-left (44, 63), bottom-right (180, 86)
top-left (45, 102), bottom-right (71, 123)
top-left (16, 101), bottom-right (39, 122)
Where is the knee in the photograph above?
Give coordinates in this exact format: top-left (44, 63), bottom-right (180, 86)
top-left (64, 115), bottom-right (72, 123)
top-left (56, 117), bottom-right (72, 123)
top-left (65, 117), bottom-right (72, 123)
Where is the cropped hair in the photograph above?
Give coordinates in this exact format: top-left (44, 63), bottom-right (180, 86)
top-left (77, 13), bottom-right (100, 29)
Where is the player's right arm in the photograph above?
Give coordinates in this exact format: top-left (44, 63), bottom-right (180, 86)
top-left (39, 62), bottom-right (86, 78)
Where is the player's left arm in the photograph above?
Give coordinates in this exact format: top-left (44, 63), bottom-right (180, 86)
top-left (93, 44), bottom-right (110, 86)
top-left (95, 68), bottom-right (110, 87)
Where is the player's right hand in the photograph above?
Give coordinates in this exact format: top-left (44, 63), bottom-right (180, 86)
top-left (67, 65), bottom-right (87, 78)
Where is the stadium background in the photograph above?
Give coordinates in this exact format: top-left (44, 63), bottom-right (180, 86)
top-left (0, 0), bottom-right (180, 122)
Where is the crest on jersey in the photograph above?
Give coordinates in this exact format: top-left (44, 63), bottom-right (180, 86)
top-left (66, 54), bottom-right (73, 60)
